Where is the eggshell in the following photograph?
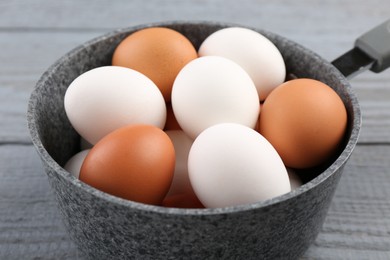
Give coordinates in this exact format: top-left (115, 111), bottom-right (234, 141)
top-left (79, 125), bottom-right (175, 205)
top-left (165, 130), bottom-right (194, 196)
top-left (198, 27), bottom-right (286, 101)
top-left (171, 56), bottom-right (260, 139)
top-left (112, 27), bottom-right (198, 102)
top-left (259, 78), bottom-right (347, 169)
top-left (64, 66), bottom-right (166, 144)
top-left (64, 149), bottom-right (90, 178)
top-left (188, 123), bottom-right (290, 208)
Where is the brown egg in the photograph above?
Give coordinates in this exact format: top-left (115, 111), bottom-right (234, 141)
top-left (258, 78), bottom-right (347, 169)
top-left (112, 27), bottom-right (198, 102)
top-left (80, 124), bottom-right (175, 205)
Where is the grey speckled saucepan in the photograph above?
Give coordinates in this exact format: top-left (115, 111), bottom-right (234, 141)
top-left (27, 21), bottom-right (364, 260)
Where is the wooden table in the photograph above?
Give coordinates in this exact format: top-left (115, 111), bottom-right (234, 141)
top-left (1, 1), bottom-right (389, 259)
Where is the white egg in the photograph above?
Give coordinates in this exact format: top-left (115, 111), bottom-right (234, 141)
top-left (64, 66), bottom-right (166, 144)
top-left (198, 27), bottom-right (286, 101)
top-left (188, 123), bottom-right (290, 208)
top-left (171, 56), bottom-right (260, 139)
top-left (165, 130), bottom-right (194, 196)
top-left (64, 149), bottom-right (90, 178)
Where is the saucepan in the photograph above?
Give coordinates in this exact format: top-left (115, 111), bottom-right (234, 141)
top-left (27, 20), bottom-right (390, 259)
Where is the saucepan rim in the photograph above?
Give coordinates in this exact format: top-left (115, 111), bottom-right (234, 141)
top-left (27, 20), bottom-right (362, 216)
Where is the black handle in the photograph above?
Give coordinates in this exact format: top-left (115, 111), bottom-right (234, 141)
top-left (332, 19), bottom-right (390, 79)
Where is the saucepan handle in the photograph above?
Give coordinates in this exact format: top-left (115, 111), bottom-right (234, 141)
top-left (331, 19), bottom-right (390, 79)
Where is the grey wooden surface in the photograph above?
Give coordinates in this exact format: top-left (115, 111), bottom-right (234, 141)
top-left (1, 0), bottom-right (390, 259)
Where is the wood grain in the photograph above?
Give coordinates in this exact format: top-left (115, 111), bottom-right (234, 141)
top-left (305, 145), bottom-right (390, 259)
top-left (1, 0), bottom-right (390, 143)
top-left (0, 145), bottom-right (80, 260)
top-left (0, 31), bottom-right (102, 142)
top-left (1, 35), bottom-right (390, 143)
top-left (1, 0), bottom-right (390, 259)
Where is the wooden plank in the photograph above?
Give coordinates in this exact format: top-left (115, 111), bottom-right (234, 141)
top-left (351, 73), bottom-right (390, 143)
top-left (0, 87), bottom-right (30, 143)
top-left (0, 0), bottom-right (388, 62)
top-left (0, 31), bottom-right (105, 91)
top-left (0, 31), bottom-right (103, 143)
top-left (0, 0), bottom-right (389, 70)
top-left (0, 0), bottom-right (388, 34)
top-left (1, 28), bottom-right (390, 143)
top-left (304, 145), bottom-right (390, 259)
top-left (1, 0), bottom-right (390, 143)
top-left (0, 144), bottom-right (81, 259)
top-left (0, 144), bottom-right (389, 259)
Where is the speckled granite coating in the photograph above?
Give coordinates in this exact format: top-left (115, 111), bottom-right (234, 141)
top-left (27, 21), bottom-right (361, 260)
